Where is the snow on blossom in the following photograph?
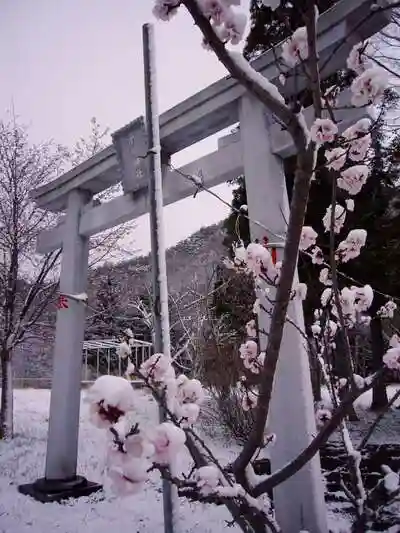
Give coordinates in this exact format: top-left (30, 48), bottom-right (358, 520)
top-left (218, 10), bottom-right (247, 45)
top-left (246, 319), bottom-right (257, 337)
top-left (325, 147), bottom-right (347, 171)
top-left (310, 118), bottom-right (338, 145)
top-left (294, 282), bottom-right (307, 301)
top-left (282, 26), bottom-right (308, 67)
top-left (311, 323), bottom-right (321, 337)
top-left (229, 51), bottom-right (285, 104)
top-left (86, 375), bottom-right (136, 428)
top-left (108, 458), bottom-right (150, 496)
top-left (140, 353), bottom-right (175, 383)
top-left (242, 389), bottom-right (258, 411)
top-left (310, 246), bottom-right (324, 265)
top-left (197, 0), bottom-right (229, 25)
top-left (246, 242), bottom-right (275, 277)
top-left (378, 300), bottom-right (397, 318)
top-left (319, 268), bottom-right (332, 286)
top-left (300, 226), bottom-right (318, 251)
top-left (315, 408), bottom-right (332, 428)
top-left (339, 287), bottom-right (357, 319)
top-left (174, 402), bottom-right (201, 426)
top-left (117, 341), bottom-right (131, 359)
top-left (148, 422), bottom-right (186, 465)
top-left (326, 320), bottom-right (338, 339)
top-left (353, 285), bottom-right (374, 312)
top-left (383, 347), bottom-right (400, 371)
top-left (345, 199), bottom-right (355, 212)
top-left (347, 41), bottom-right (374, 74)
top-left (342, 118), bottom-right (371, 140)
top-left (176, 375), bottom-right (204, 405)
top-left (240, 340), bottom-right (258, 360)
top-left (195, 465), bottom-right (222, 495)
top-left (321, 288), bottom-right (332, 307)
top-left (152, 0), bottom-right (180, 21)
top-left (382, 465), bottom-right (400, 494)
top-left (338, 165), bottom-right (369, 196)
top-left (348, 133), bottom-right (371, 162)
top-left (253, 298), bottom-right (260, 315)
top-left (323, 203), bottom-right (346, 233)
top-left (336, 229), bottom-right (367, 263)
top-left (389, 334), bottom-right (400, 348)
top-left (351, 67), bottom-right (389, 107)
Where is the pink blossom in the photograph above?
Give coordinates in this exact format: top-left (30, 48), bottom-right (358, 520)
top-left (140, 353), bottom-right (174, 383)
top-left (149, 422), bottom-right (186, 465)
top-left (310, 118), bottom-right (338, 145)
top-left (245, 319), bottom-right (257, 337)
top-left (219, 11), bottom-right (247, 45)
top-left (282, 26), bottom-right (308, 67)
top-left (351, 67), bottom-right (389, 107)
top-left (300, 226), bottom-right (318, 251)
top-left (325, 147), bottom-right (347, 171)
top-left (322, 204), bottom-right (346, 233)
top-left (175, 402), bottom-right (200, 426)
top-left (347, 41), bottom-right (373, 74)
top-left (311, 246), bottom-right (324, 265)
top-left (86, 376), bottom-right (136, 428)
top-left (338, 165), bottom-right (369, 196)
top-left (383, 347), bottom-right (400, 371)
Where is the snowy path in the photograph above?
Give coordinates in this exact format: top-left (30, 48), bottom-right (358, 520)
top-left (1, 387), bottom-right (399, 532)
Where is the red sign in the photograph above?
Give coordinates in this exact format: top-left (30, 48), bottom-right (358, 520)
top-left (56, 295), bottom-right (69, 310)
top-left (263, 236), bottom-right (277, 265)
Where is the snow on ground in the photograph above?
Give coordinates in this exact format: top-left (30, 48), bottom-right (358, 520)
top-left (0, 386), bottom-right (399, 533)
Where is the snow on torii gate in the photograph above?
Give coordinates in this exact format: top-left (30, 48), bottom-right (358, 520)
top-left (19, 1), bottom-right (390, 531)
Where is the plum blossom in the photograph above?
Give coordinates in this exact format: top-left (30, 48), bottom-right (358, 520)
top-left (175, 375), bottom-right (204, 405)
top-left (300, 226), bottom-right (318, 251)
top-left (310, 118), bottom-right (338, 145)
top-left (245, 242), bottom-right (275, 278)
top-left (108, 456), bottom-right (150, 495)
top-left (197, 0), bottom-right (228, 25)
top-left (342, 118), bottom-right (371, 140)
top-left (353, 285), bottom-right (374, 312)
top-left (383, 347), bottom-right (400, 371)
top-left (325, 147), bottom-right (347, 171)
top-left (319, 268), bottom-right (332, 286)
top-left (348, 133), bottom-right (371, 162)
top-left (246, 319), bottom-right (257, 337)
top-left (293, 282), bottom-right (307, 300)
top-left (346, 199), bottom-right (355, 212)
top-left (140, 353), bottom-right (175, 383)
top-left (240, 340), bottom-right (264, 373)
top-left (148, 422), bottom-right (186, 465)
top-left (311, 323), bottom-right (321, 337)
top-left (336, 229), bottom-right (367, 263)
top-left (195, 466), bottom-right (222, 495)
top-left (86, 375), bottom-right (136, 428)
top-left (315, 408), bottom-right (332, 428)
top-left (323, 204), bottom-right (346, 233)
top-left (389, 334), bottom-right (400, 348)
top-left (378, 300), bottom-right (397, 318)
top-left (152, 0), bottom-right (180, 21)
top-left (321, 288), bottom-right (332, 307)
top-left (351, 67), bottom-right (389, 107)
top-left (338, 165), bottom-right (369, 195)
top-left (242, 389), bottom-right (258, 411)
top-left (310, 246), bottom-right (324, 265)
top-left (347, 41), bottom-right (374, 74)
top-left (175, 402), bottom-right (201, 426)
top-left (282, 26), bottom-right (308, 67)
top-left (218, 10), bottom-right (247, 45)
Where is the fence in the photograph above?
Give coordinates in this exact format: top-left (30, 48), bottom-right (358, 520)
top-left (82, 338), bottom-right (153, 382)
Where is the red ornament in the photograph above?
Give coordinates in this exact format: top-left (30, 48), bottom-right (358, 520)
top-left (56, 295), bottom-right (69, 310)
top-left (263, 236), bottom-right (277, 266)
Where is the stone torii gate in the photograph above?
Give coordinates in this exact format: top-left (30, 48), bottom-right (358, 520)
top-left (19, 2), bottom-right (390, 532)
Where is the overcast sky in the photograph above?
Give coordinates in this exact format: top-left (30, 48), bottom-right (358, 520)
top-left (0, 0), bottom-right (250, 257)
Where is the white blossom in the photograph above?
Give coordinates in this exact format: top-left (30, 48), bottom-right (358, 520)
top-left (378, 300), bottom-right (397, 318)
top-left (300, 226), bottom-right (318, 251)
top-left (140, 353), bottom-right (175, 384)
top-left (345, 199), bottom-right (355, 212)
top-left (383, 347), bottom-right (400, 371)
top-left (246, 319), bottom-right (257, 337)
top-left (336, 229), bottom-right (367, 263)
top-left (351, 67), bottom-right (389, 107)
top-left (282, 26), bottom-right (308, 67)
top-left (86, 376), bottom-right (136, 428)
top-left (195, 466), bottom-right (222, 495)
top-left (310, 118), bottom-right (338, 145)
top-left (338, 165), bottom-right (369, 196)
top-left (148, 422), bottom-right (186, 465)
top-left (152, 0), bottom-right (180, 21)
top-left (319, 268), bottom-right (332, 286)
top-left (325, 147), bottom-right (347, 171)
top-left (323, 204), bottom-right (346, 233)
top-left (315, 408), bottom-right (332, 428)
top-left (347, 41), bottom-right (374, 74)
top-left (310, 246), bottom-right (324, 265)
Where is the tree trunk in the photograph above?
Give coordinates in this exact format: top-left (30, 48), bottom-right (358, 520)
top-left (334, 331), bottom-right (358, 421)
top-left (370, 315), bottom-right (388, 410)
top-left (0, 350), bottom-right (14, 440)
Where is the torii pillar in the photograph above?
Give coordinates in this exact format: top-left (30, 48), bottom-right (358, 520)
top-left (240, 95), bottom-right (328, 533)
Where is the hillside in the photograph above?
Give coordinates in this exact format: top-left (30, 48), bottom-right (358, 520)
top-left (14, 223), bottom-right (227, 380)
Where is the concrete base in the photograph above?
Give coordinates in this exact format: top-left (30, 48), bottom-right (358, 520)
top-left (18, 475), bottom-right (102, 503)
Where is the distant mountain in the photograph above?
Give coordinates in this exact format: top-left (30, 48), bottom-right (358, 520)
top-left (14, 223), bottom-right (227, 380)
